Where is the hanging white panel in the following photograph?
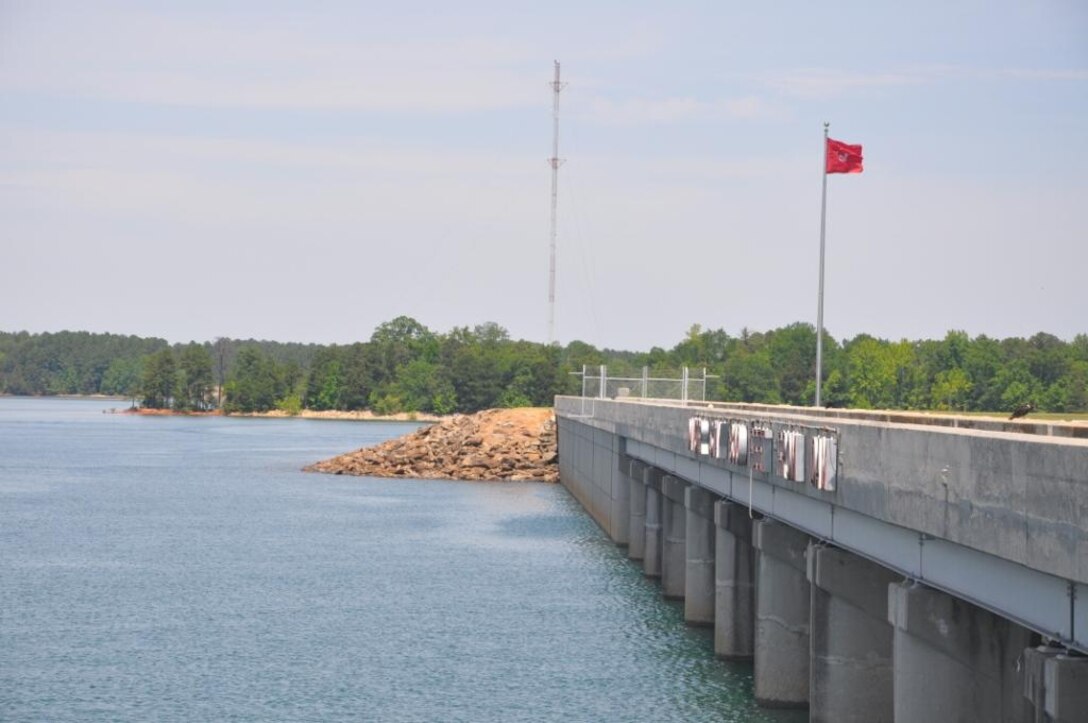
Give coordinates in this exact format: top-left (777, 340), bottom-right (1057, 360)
top-left (710, 420), bottom-right (725, 459)
top-left (776, 429), bottom-right (806, 482)
top-left (808, 433), bottom-right (838, 492)
top-left (728, 421), bottom-right (748, 465)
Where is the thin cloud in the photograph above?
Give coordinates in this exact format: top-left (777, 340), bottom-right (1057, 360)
top-left (0, 128), bottom-right (543, 225)
top-left (991, 68), bottom-right (1088, 81)
top-left (0, 9), bottom-right (543, 113)
top-left (1, 128), bottom-right (540, 176)
top-left (765, 64), bottom-right (1088, 99)
top-left (767, 68), bottom-right (926, 99)
top-left (579, 95), bottom-right (786, 125)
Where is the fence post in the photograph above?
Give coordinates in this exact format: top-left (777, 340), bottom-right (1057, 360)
top-left (642, 366), bottom-right (649, 399)
top-left (599, 365), bottom-right (607, 400)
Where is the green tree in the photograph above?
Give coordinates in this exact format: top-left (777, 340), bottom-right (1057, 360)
top-left (339, 343), bottom-right (376, 410)
top-left (369, 316), bottom-right (438, 386)
top-left (449, 338), bottom-right (503, 412)
top-left (1044, 360), bottom-right (1088, 412)
top-left (140, 349), bottom-right (177, 409)
top-left (502, 343), bottom-right (564, 407)
top-left (225, 347), bottom-right (282, 413)
top-left (1026, 332), bottom-right (1071, 388)
top-left (177, 343), bottom-right (214, 410)
top-left (962, 335), bottom-right (1003, 410)
top-left (390, 358), bottom-right (454, 412)
top-left (767, 323), bottom-right (819, 406)
top-left (845, 336), bottom-right (896, 409)
top-left (305, 347), bottom-right (344, 410)
top-left (990, 359), bottom-right (1043, 413)
top-left (931, 368), bottom-right (973, 411)
top-left (723, 349), bottom-right (780, 403)
top-left (101, 357), bottom-right (143, 402)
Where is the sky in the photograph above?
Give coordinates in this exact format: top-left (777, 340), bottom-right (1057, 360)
top-left (2, 1), bottom-right (1086, 350)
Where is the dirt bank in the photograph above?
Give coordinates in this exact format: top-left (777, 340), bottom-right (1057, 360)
top-left (305, 407), bottom-right (558, 482)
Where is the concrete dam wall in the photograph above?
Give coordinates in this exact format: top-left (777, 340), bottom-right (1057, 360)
top-left (554, 396), bottom-right (1088, 722)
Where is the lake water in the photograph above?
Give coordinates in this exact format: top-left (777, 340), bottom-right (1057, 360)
top-left (1, 397), bottom-right (804, 722)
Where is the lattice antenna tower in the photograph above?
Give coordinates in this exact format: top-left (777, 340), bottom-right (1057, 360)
top-left (547, 60), bottom-right (566, 346)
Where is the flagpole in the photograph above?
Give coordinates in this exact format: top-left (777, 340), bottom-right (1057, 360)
top-left (815, 122), bottom-right (829, 408)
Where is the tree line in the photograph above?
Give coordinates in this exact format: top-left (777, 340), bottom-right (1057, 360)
top-left (1, 320), bottom-right (1085, 415)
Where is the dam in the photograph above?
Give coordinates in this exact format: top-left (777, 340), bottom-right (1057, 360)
top-left (554, 396), bottom-right (1088, 722)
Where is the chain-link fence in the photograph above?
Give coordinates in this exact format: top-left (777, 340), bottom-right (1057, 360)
top-left (573, 366), bottom-right (715, 403)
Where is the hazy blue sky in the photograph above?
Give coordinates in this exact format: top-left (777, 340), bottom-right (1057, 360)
top-left (3, 1), bottom-right (1086, 349)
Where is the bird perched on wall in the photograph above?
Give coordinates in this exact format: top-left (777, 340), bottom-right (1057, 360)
top-left (1009, 402), bottom-right (1035, 420)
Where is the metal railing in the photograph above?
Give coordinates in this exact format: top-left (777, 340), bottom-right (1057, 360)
top-left (571, 365), bottom-right (715, 403)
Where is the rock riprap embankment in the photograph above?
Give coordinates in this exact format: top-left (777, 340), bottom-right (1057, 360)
top-left (305, 407), bottom-right (558, 482)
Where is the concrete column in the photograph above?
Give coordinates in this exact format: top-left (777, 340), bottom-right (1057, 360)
top-left (611, 455), bottom-right (631, 546)
top-left (627, 460), bottom-right (647, 561)
top-left (642, 467), bottom-right (664, 578)
top-left (807, 544), bottom-right (898, 723)
top-left (684, 486), bottom-right (716, 626)
top-left (888, 581), bottom-right (1032, 723)
top-left (661, 475), bottom-right (688, 600)
top-left (714, 501), bottom-right (756, 659)
top-left (753, 519), bottom-right (811, 708)
top-left (1023, 645), bottom-right (1088, 723)
top-left (1042, 655), bottom-right (1088, 723)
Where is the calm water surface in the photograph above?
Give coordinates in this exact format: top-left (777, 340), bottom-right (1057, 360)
top-left (1, 398), bottom-right (804, 722)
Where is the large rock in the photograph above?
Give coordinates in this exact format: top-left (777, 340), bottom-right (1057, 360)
top-left (304, 408), bottom-right (558, 482)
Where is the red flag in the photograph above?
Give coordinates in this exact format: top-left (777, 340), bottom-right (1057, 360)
top-left (826, 138), bottom-right (863, 174)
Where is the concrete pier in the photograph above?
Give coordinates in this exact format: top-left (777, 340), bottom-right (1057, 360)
top-left (661, 475), bottom-right (688, 600)
top-left (684, 486), bottom-right (716, 626)
top-left (753, 519), bottom-right (811, 708)
top-left (888, 581), bottom-right (1032, 723)
top-left (1022, 645), bottom-right (1088, 723)
top-left (627, 460), bottom-right (647, 561)
top-left (714, 501), bottom-right (756, 659)
top-left (807, 544), bottom-right (898, 723)
top-left (611, 455), bottom-right (631, 545)
top-left (643, 467), bottom-right (664, 578)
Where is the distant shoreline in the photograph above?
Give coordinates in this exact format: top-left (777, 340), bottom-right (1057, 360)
top-left (0, 394), bottom-right (442, 423)
top-left (0, 393), bottom-right (131, 401)
top-left (111, 407), bottom-right (445, 423)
